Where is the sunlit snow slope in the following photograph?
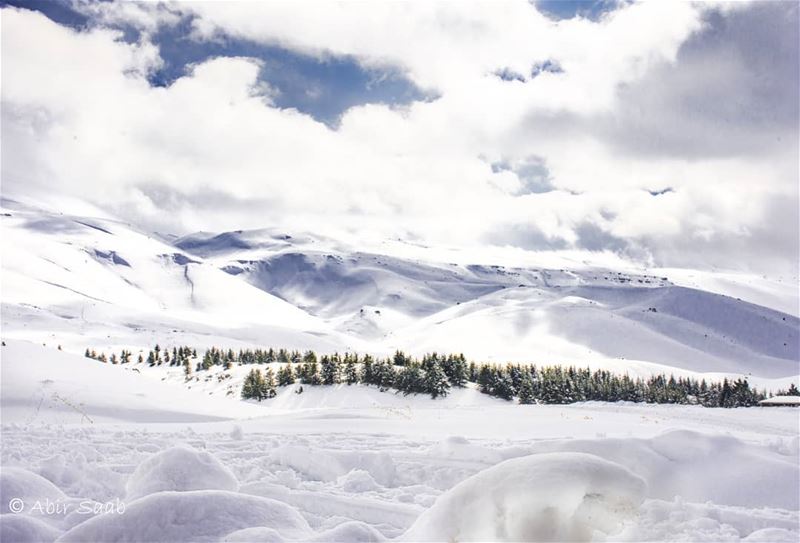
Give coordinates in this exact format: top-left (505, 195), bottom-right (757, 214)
top-left (0, 199), bottom-right (349, 354)
top-left (2, 198), bottom-right (798, 380)
top-left (176, 228), bottom-right (799, 379)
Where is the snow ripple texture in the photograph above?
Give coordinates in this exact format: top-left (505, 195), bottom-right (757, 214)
top-left (0, 426), bottom-right (797, 542)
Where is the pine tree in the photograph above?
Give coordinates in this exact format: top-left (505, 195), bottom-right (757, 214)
top-left (242, 369), bottom-right (261, 400)
top-left (263, 368), bottom-right (277, 398)
top-left (477, 364), bottom-right (495, 394)
top-left (361, 355), bottom-right (376, 385)
top-left (321, 355), bottom-right (340, 385)
top-left (493, 370), bottom-right (514, 401)
top-left (375, 360), bottom-right (397, 390)
top-left (443, 354), bottom-right (468, 387)
top-left (422, 359), bottom-right (450, 399)
top-left (300, 357), bottom-right (321, 385)
top-left (277, 364), bottom-right (296, 386)
top-left (396, 362), bottom-right (424, 395)
top-left (518, 373), bottom-right (535, 404)
top-left (393, 350), bottom-right (410, 367)
top-left (344, 359), bottom-right (359, 384)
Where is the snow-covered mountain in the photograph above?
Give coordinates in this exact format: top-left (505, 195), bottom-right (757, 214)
top-left (2, 197), bottom-right (798, 381)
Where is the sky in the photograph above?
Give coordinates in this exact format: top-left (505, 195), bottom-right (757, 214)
top-left (1, 0), bottom-right (798, 275)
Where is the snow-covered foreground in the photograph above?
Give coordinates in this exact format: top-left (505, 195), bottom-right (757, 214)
top-left (1, 342), bottom-right (799, 542)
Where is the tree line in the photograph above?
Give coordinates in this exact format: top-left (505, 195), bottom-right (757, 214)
top-left (84, 345), bottom-right (799, 408)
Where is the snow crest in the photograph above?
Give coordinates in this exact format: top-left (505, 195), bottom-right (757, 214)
top-left (402, 452), bottom-right (647, 542)
top-left (125, 446), bottom-right (238, 500)
top-left (58, 490), bottom-right (311, 542)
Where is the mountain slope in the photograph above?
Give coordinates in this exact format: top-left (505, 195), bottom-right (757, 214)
top-left (0, 199), bottom-right (350, 353)
top-left (176, 228), bottom-right (799, 379)
top-left (3, 201), bottom-right (798, 380)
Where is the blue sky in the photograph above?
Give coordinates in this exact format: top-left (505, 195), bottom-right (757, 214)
top-left (3, 0), bottom-right (619, 125)
top-left (2, 0), bottom-right (432, 125)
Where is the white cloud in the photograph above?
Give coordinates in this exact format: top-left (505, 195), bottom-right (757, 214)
top-left (1, 1), bottom-right (797, 275)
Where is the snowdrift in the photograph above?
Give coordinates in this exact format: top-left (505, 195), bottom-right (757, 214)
top-left (57, 490), bottom-right (311, 543)
top-left (402, 452), bottom-right (647, 542)
top-left (0, 424), bottom-right (797, 542)
top-left (125, 446), bottom-right (238, 500)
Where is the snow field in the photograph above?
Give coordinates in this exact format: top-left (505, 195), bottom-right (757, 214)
top-left (1, 422), bottom-right (797, 542)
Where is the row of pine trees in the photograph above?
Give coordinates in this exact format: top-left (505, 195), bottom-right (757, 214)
top-left (85, 345), bottom-right (799, 407)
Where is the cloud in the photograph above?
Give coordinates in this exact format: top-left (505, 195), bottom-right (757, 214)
top-left (1, 1), bottom-right (797, 276)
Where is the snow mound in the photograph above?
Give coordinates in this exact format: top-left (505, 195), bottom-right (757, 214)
top-left (57, 490), bottom-right (311, 542)
top-left (271, 446), bottom-right (396, 486)
top-left (0, 467), bottom-right (67, 513)
top-left (616, 498), bottom-right (800, 542)
top-left (529, 429), bottom-right (800, 509)
top-left (402, 452), bottom-right (646, 542)
top-left (221, 527), bottom-right (286, 542)
top-left (0, 514), bottom-right (62, 543)
top-left (744, 528), bottom-right (799, 542)
top-left (309, 521), bottom-right (387, 542)
top-left (338, 469), bottom-right (381, 493)
top-left (430, 435), bottom-right (503, 464)
top-left (125, 446), bottom-right (238, 500)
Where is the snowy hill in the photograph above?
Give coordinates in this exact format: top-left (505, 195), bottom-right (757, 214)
top-left (2, 198), bottom-right (798, 381)
top-left (0, 199), bottom-right (351, 355)
top-left (176, 227), bottom-right (800, 379)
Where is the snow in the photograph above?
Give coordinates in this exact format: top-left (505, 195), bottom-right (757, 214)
top-left (57, 490), bottom-right (312, 543)
top-left (760, 396), bottom-right (800, 406)
top-left (0, 340), bottom-right (267, 423)
top-left (1, 341), bottom-right (797, 542)
top-left (0, 514), bottom-right (63, 543)
top-left (0, 468), bottom-right (67, 513)
top-left (125, 446), bottom-right (238, 500)
top-left (2, 200), bottom-right (800, 541)
top-left (402, 452), bottom-right (647, 542)
top-left (3, 199), bottom-right (798, 382)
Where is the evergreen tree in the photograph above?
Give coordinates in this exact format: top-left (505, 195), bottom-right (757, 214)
top-left (263, 368), bottom-right (277, 398)
top-left (396, 362), bottom-right (424, 395)
top-left (477, 364), bottom-right (495, 394)
top-left (344, 359), bottom-right (359, 384)
top-left (393, 350), bottom-right (410, 367)
top-left (518, 373), bottom-right (535, 404)
top-left (299, 357), bottom-right (321, 385)
top-left (375, 360), bottom-right (397, 390)
top-left (277, 364), bottom-right (296, 386)
top-left (493, 370), bottom-right (514, 401)
top-left (241, 369), bottom-right (263, 400)
top-left (320, 355), bottom-right (340, 385)
top-left (443, 354), bottom-right (468, 387)
top-left (360, 355), bottom-right (376, 385)
top-left (422, 358), bottom-right (450, 398)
